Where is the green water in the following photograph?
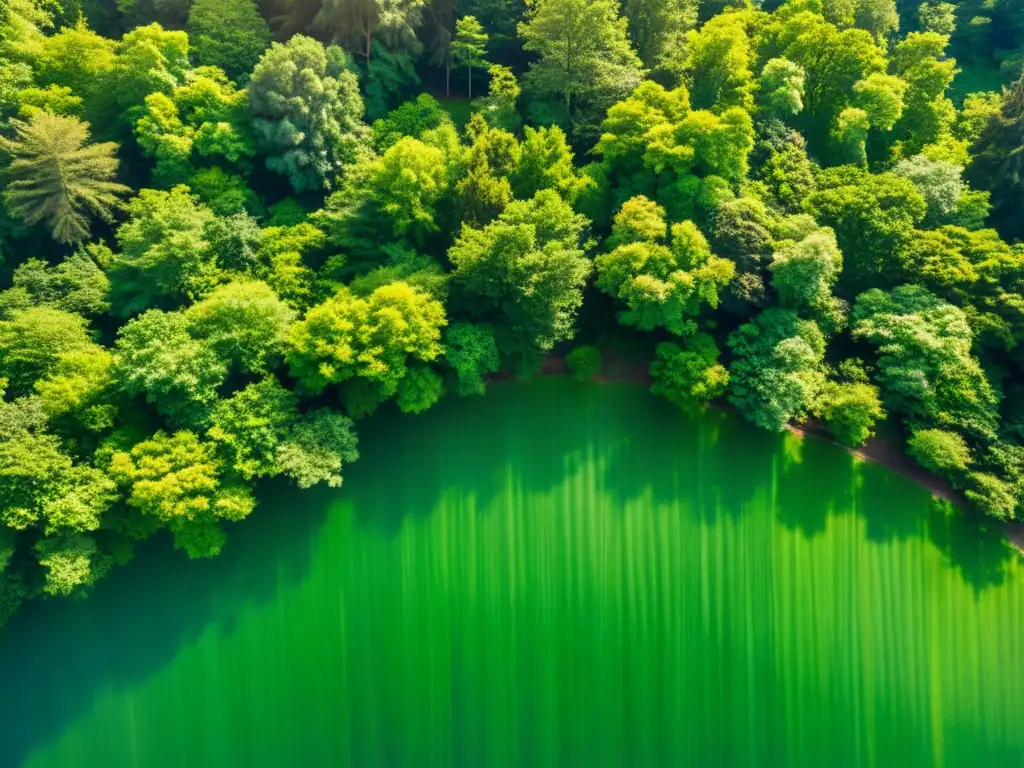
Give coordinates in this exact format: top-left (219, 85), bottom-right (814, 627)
top-left (2, 379), bottom-right (1023, 767)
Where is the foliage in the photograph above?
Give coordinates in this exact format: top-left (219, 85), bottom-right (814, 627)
top-left (851, 284), bottom-right (999, 439)
top-left (114, 308), bottom-right (227, 424)
top-left (819, 380), bottom-right (885, 447)
top-left (444, 323), bottom-right (500, 396)
top-left (1, 251), bottom-right (110, 318)
top-left (596, 196), bottom-right (734, 336)
top-left (104, 185), bottom-right (219, 316)
top-left (134, 68), bottom-right (253, 186)
top-left (728, 308), bottom-right (828, 432)
top-left (566, 345), bottom-right (602, 381)
top-left (452, 16), bottom-right (488, 99)
top-left (449, 191), bottom-right (591, 371)
top-left (649, 333), bottom-right (728, 412)
top-left (0, 307), bottom-right (95, 397)
top-left (185, 280), bottom-right (293, 374)
top-left (248, 35), bottom-right (368, 192)
top-left (186, 0), bottom-right (270, 80)
top-left (108, 429), bottom-right (255, 558)
top-left (907, 428), bottom-right (972, 475)
top-left (286, 282), bottom-right (446, 398)
top-left (275, 407), bottom-right (359, 489)
top-left (518, 0), bottom-right (643, 137)
top-left (0, 112), bottom-right (129, 244)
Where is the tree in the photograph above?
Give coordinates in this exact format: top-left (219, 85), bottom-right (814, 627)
top-left (511, 125), bottom-right (584, 201)
top-left (518, 0), bottom-right (642, 135)
top-left (25, 23), bottom-right (118, 134)
top-left (757, 58), bottom-right (806, 120)
top-left (275, 408), bottom-right (359, 489)
top-left (185, 281), bottom-right (293, 374)
top-left (114, 309), bottom-right (227, 425)
top-left (0, 307), bottom-right (95, 397)
top-left (889, 32), bottom-right (957, 156)
top-left (852, 73), bottom-right (907, 132)
top-left (892, 154), bottom-right (963, 224)
top-left (622, 0), bottom-right (697, 69)
top-left (208, 377), bottom-right (298, 480)
top-left (852, 284), bottom-right (999, 439)
top-left (566, 345), bottom-right (602, 381)
top-left (186, 0), bottom-right (270, 81)
top-left (853, 0), bottom-right (899, 42)
top-left (452, 16), bottom-right (487, 99)
top-left (35, 534), bottom-right (110, 597)
top-left (370, 93), bottom-right (451, 151)
top-left (918, 2), bottom-right (955, 34)
top-left (2, 250), bottom-right (110, 318)
top-left (395, 365), bottom-right (445, 413)
top-left (104, 186), bottom-right (219, 316)
top-left (966, 76), bottom-right (1024, 242)
top-left (370, 137), bottom-right (449, 243)
top-left (134, 68), bottom-right (254, 186)
top-left (0, 112), bottom-right (129, 244)
top-left (649, 334), bottom-right (728, 412)
top-left (907, 428), bottom-right (972, 475)
top-left (596, 197), bottom-right (734, 336)
top-left (443, 322), bottom-right (500, 396)
top-left (108, 430), bottom-right (255, 558)
top-left (478, 64), bottom-right (521, 131)
top-left (248, 36), bottom-right (368, 192)
top-left (684, 12), bottom-right (754, 112)
top-left (965, 471), bottom-right (1017, 520)
top-left (449, 190), bottom-right (592, 371)
top-left (112, 24), bottom-right (191, 127)
top-left (769, 227), bottom-right (845, 329)
top-left (818, 380), bottom-right (885, 446)
top-left (765, 11), bottom-right (884, 149)
top-left (286, 282), bottom-right (446, 397)
top-left (34, 344), bottom-right (119, 433)
top-left (805, 166), bottom-right (926, 292)
top-left (728, 308), bottom-right (828, 431)
top-left (310, 0), bottom-right (427, 64)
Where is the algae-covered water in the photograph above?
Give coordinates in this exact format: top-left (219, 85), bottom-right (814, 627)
top-left (1, 379), bottom-right (1022, 767)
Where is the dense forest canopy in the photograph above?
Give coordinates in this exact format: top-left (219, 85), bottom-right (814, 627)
top-left (0, 0), bottom-right (1023, 622)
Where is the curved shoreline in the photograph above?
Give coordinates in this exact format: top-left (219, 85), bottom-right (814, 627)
top-left (512, 355), bottom-right (1024, 554)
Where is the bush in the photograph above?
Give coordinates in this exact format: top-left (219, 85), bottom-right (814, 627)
top-left (566, 345), bottom-right (602, 381)
top-left (907, 429), bottom-right (972, 476)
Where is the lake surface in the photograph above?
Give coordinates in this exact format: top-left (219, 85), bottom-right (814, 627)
top-left (1, 378), bottom-right (1023, 767)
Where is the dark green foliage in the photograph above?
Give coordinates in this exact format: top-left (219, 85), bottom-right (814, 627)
top-left (566, 345), bottom-right (602, 381)
top-left (444, 323), bottom-right (500, 396)
top-left (966, 76), bottom-right (1024, 242)
top-left (186, 0), bottom-right (270, 80)
top-left (248, 36), bottom-right (368, 192)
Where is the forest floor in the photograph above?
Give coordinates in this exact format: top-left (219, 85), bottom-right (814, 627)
top-left (520, 352), bottom-right (1024, 554)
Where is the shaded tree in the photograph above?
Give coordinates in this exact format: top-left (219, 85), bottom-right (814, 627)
top-left (0, 112), bottom-right (129, 244)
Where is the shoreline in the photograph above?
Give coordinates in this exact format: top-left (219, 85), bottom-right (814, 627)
top-left (512, 354), bottom-right (1024, 555)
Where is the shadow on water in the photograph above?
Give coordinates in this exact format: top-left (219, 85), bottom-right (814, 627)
top-left (352, 378), bottom-right (1016, 593)
top-left (0, 479), bottom-right (333, 768)
top-left (0, 378), bottom-right (1015, 765)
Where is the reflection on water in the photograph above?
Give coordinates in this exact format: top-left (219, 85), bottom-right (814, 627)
top-left (1, 379), bottom-right (1021, 767)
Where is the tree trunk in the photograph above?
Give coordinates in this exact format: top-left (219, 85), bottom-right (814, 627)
top-left (365, 21), bottom-right (372, 61)
top-left (468, 64), bottom-right (472, 100)
top-left (446, 59), bottom-right (450, 99)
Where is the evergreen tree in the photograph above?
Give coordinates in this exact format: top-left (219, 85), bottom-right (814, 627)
top-left (0, 112), bottom-right (129, 244)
